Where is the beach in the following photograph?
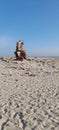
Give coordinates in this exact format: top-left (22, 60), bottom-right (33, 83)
top-left (0, 57), bottom-right (59, 130)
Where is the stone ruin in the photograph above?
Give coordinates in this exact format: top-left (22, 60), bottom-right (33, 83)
top-left (14, 40), bottom-right (27, 60)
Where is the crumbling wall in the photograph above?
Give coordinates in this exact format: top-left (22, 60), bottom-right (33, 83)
top-left (14, 40), bottom-right (27, 60)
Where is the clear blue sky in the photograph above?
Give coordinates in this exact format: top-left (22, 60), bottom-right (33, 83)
top-left (0, 0), bottom-right (59, 56)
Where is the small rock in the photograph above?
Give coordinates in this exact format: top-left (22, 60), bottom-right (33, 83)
top-left (29, 72), bottom-right (35, 76)
top-left (24, 71), bottom-right (29, 75)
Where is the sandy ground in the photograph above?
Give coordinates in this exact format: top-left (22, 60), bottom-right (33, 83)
top-left (0, 57), bottom-right (59, 130)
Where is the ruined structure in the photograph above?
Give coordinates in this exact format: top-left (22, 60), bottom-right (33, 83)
top-left (14, 40), bottom-right (27, 60)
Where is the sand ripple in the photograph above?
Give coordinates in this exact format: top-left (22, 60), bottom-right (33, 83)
top-left (0, 57), bottom-right (59, 130)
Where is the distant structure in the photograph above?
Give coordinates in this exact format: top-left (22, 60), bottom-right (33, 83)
top-left (14, 40), bottom-right (27, 60)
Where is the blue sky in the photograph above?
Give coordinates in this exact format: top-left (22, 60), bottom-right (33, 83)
top-left (0, 0), bottom-right (59, 56)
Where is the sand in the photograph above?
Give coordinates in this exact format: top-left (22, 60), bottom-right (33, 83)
top-left (0, 57), bottom-right (59, 130)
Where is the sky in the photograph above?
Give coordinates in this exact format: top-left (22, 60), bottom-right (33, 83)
top-left (0, 0), bottom-right (59, 56)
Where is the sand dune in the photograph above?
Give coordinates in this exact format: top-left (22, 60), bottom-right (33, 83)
top-left (0, 57), bottom-right (59, 130)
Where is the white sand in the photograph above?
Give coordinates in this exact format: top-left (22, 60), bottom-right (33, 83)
top-left (0, 57), bottom-right (59, 130)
